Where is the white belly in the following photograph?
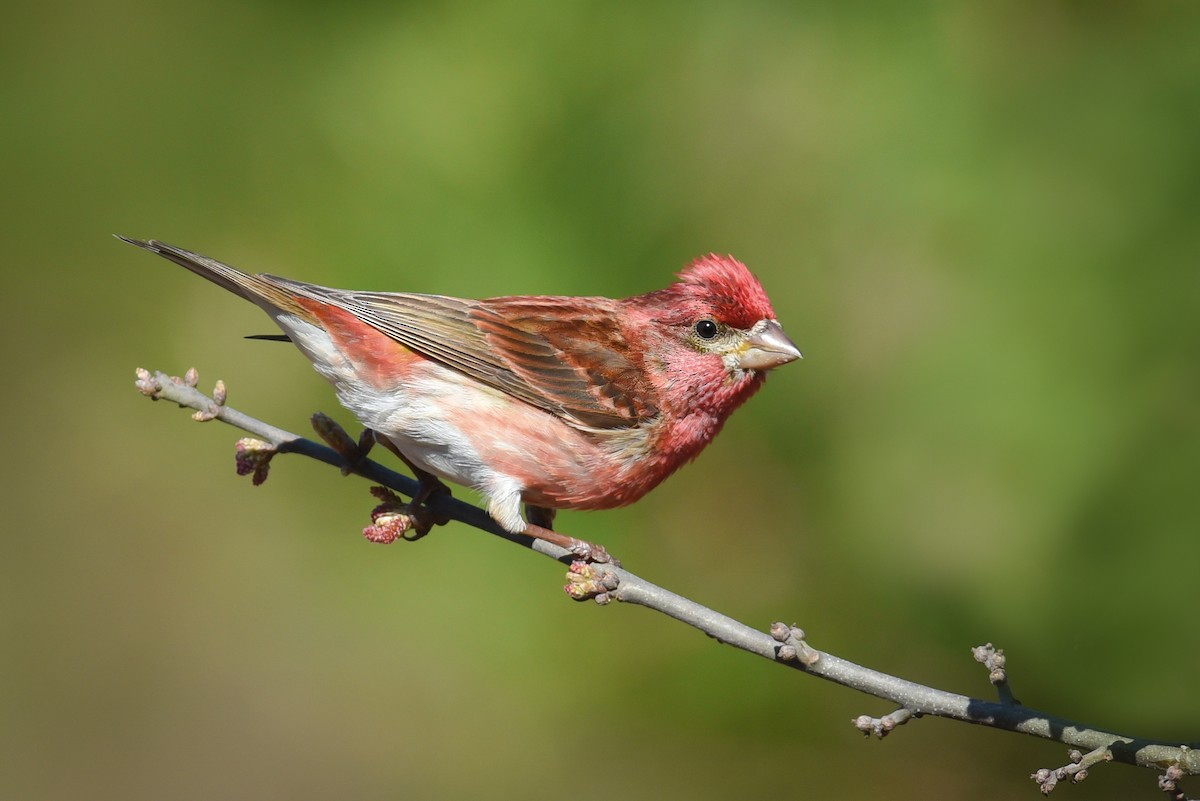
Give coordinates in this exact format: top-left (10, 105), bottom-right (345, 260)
top-left (276, 313), bottom-right (530, 532)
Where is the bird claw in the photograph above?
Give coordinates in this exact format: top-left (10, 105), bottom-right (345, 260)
top-left (522, 522), bottom-right (620, 566)
top-left (371, 433), bottom-right (454, 518)
top-left (364, 486), bottom-right (437, 543)
top-left (405, 472), bottom-right (452, 527)
top-left (566, 538), bottom-right (620, 567)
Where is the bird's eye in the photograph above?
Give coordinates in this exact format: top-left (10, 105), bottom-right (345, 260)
top-left (694, 319), bottom-right (719, 340)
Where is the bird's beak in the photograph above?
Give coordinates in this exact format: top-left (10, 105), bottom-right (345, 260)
top-left (738, 319), bottom-right (802, 370)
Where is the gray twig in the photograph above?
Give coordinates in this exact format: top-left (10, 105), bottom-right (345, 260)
top-left (135, 367), bottom-right (1200, 787)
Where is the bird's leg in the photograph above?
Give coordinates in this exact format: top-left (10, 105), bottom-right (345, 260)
top-left (365, 432), bottom-right (453, 539)
top-left (364, 486), bottom-right (437, 543)
top-left (524, 504), bottom-right (618, 566)
top-left (360, 458), bottom-right (446, 542)
top-left (525, 504), bottom-right (556, 530)
top-left (310, 416), bottom-right (451, 542)
top-left (372, 432), bottom-right (452, 518)
top-left (524, 523), bottom-right (619, 565)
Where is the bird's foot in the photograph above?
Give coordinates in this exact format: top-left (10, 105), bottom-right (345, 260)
top-left (363, 486), bottom-right (439, 543)
top-left (566, 538), bottom-right (620, 566)
top-left (523, 523), bottom-right (620, 566)
top-left (370, 432), bottom-right (454, 526)
top-left (405, 468), bottom-right (453, 528)
top-left (310, 413), bottom-right (376, 476)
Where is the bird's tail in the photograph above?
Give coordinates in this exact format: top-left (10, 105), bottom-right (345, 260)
top-left (116, 236), bottom-right (311, 318)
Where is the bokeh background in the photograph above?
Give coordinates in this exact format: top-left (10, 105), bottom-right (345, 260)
top-left (3, 1), bottom-right (1198, 799)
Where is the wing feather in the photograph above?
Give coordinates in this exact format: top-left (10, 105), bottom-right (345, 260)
top-left (263, 278), bottom-right (659, 430)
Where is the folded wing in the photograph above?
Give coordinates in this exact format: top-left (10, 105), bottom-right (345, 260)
top-left (267, 278), bottom-right (660, 431)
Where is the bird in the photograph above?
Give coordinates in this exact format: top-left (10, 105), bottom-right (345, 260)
top-left (121, 237), bottom-right (801, 562)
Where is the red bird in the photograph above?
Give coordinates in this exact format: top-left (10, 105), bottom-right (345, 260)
top-left (123, 238), bottom-right (801, 562)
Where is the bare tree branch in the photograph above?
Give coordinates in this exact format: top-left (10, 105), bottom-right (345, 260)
top-left (135, 367), bottom-right (1199, 793)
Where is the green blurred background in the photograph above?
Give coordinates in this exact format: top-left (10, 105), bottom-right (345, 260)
top-left (3, 1), bottom-right (1197, 798)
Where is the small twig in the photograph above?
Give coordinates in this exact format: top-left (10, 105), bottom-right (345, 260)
top-left (972, 642), bottom-right (1018, 705)
top-left (770, 621), bottom-right (820, 666)
top-left (1031, 745), bottom-right (1113, 794)
top-left (1159, 748), bottom-right (1196, 801)
top-left (135, 367), bottom-right (1200, 786)
top-left (852, 708), bottom-right (918, 739)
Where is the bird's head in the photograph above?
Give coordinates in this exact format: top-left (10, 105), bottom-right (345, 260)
top-left (644, 253), bottom-right (800, 373)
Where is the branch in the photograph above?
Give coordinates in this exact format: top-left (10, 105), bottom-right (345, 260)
top-left (136, 367), bottom-right (1199, 794)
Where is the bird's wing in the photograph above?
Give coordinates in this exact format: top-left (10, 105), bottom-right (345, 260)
top-left (268, 279), bottom-right (660, 431)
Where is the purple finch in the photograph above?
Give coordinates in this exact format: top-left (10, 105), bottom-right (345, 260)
top-left (123, 238), bottom-right (801, 561)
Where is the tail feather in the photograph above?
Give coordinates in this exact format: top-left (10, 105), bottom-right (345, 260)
top-left (117, 236), bottom-right (310, 318)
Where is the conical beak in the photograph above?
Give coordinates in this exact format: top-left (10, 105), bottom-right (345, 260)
top-left (738, 319), bottom-right (802, 370)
